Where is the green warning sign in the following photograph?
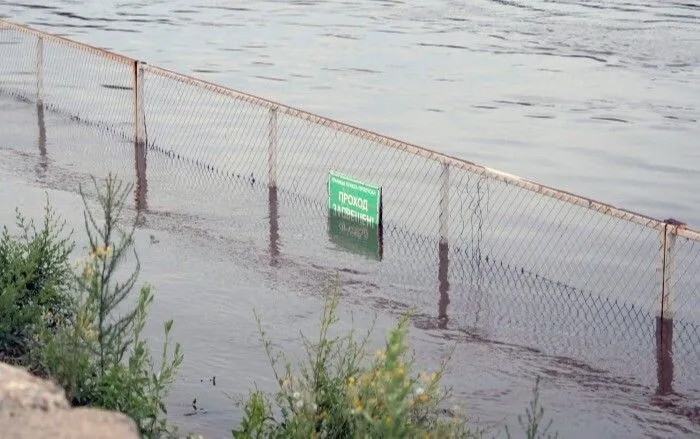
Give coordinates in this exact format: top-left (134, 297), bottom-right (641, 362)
top-left (327, 171), bottom-right (382, 226)
top-left (327, 171), bottom-right (383, 260)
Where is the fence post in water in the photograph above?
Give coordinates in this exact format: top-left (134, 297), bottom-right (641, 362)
top-left (655, 218), bottom-right (685, 396)
top-left (133, 61), bottom-right (147, 213)
top-left (438, 162), bottom-right (450, 328)
top-left (37, 97), bottom-right (46, 160)
top-left (655, 314), bottom-right (674, 395)
top-left (36, 36), bottom-right (44, 107)
top-left (268, 107), bottom-right (278, 189)
top-left (268, 186), bottom-right (280, 267)
top-left (438, 233), bottom-right (450, 329)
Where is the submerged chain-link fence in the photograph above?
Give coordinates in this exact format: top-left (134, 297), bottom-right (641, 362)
top-left (2, 19), bottom-right (699, 368)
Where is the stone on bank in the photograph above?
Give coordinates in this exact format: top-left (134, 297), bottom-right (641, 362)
top-left (0, 362), bottom-right (139, 439)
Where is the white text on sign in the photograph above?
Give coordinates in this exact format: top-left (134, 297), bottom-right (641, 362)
top-left (338, 191), bottom-right (369, 212)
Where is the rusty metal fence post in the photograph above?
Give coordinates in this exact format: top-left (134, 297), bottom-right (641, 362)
top-left (655, 218), bottom-right (682, 396)
top-left (36, 36), bottom-right (44, 106)
top-left (438, 162), bottom-right (450, 328)
top-left (133, 61), bottom-right (147, 212)
top-left (659, 219), bottom-right (686, 321)
top-left (659, 224), bottom-right (670, 320)
top-left (268, 107), bottom-right (278, 189)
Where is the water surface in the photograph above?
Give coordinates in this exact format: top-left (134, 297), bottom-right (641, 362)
top-left (1, 1), bottom-right (700, 437)
top-left (2, 0), bottom-right (699, 225)
top-left (1, 93), bottom-right (699, 438)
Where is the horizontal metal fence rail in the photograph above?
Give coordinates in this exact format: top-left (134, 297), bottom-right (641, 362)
top-left (141, 62), bottom-right (680, 235)
top-left (1, 18), bottom-right (699, 330)
top-left (0, 20), bottom-right (135, 65)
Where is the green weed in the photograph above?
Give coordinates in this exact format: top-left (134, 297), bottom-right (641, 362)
top-left (0, 197), bottom-right (74, 366)
top-left (235, 279), bottom-right (560, 439)
top-left (40, 173), bottom-right (183, 438)
top-left (234, 280), bottom-right (482, 439)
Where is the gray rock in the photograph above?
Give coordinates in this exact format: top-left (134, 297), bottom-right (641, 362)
top-left (0, 362), bottom-right (69, 412)
top-left (0, 362), bottom-right (140, 439)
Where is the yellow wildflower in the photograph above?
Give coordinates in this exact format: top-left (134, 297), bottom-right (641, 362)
top-left (352, 396), bottom-right (362, 412)
top-left (90, 245), bottom-right (112, 259)
top-left (82, 263), bottom-right (94, 280)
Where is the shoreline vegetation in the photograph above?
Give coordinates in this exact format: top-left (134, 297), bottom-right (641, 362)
top-left (0, 173), bottom-right (558, 439)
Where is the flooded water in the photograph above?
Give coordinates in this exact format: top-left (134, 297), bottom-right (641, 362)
top-left (1, 91), bottom-right (699, 437)
top-left (1, 1), bottom-right (700, 438)
top-left (1, 0), bottom-right (699, 226)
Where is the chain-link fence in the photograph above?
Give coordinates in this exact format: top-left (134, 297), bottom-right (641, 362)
top-left (2, 19), bottom-right (699, 392)
top-left (134, 64), bottom-right (700, 325)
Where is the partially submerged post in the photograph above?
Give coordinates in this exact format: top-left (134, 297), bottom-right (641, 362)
top-left (266, 106), bottom-right (280, 265)
top-left (133, 61), bottom-right (147, 213)
top-left (268, 186), bottom-right (280, 267)
top-left (655, 315), bottom-right (674, 395)
top-left (655, 218), bottom-right (685, 395)
top-left (438, 235), bottom-right (450, 329)
top-left (36, 98), bottom-right (46, 172)
top-left (438, 162), bottom-right (450, 327)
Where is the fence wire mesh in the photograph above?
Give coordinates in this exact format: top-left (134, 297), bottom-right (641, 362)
top-left (1, 20), bottom-right (700, 390)
top-left (0, 22), bottom-right (134, 141)
top-left (669, 231), bottom-right (700, 322)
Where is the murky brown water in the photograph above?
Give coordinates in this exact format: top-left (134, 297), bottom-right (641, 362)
top-left (1, 1), bottom-right (700, 437)
top-left (1, 91), bottom-right (699, 437)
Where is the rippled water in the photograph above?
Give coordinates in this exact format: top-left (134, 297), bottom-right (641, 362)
top-left (2, 0), bottom-right (699, 225)
top-left (2, 1), bottom-right (700, 438)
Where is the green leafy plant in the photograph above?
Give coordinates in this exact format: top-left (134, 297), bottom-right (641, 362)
top-left (235, 279), bottom-right (481, 439)
top-left (233, 388), bottom-right (274, 439)
top-left (235, 279), bottom-right (560, 439)
top-left (0, 197), bottom-right (74, 365)
top-left (42, 173), bottom-right (183, 438)
top-left (506, 376), bottom-right (559, 439)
